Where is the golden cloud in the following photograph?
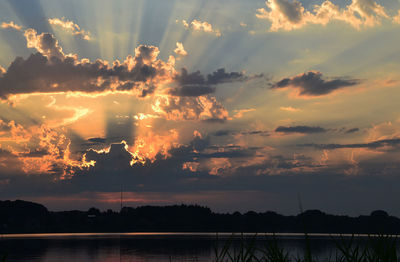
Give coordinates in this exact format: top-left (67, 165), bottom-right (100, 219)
top-left (48, 17), bottom-right (91, 40)
top-left (257, 0), bottom-right (389, 31)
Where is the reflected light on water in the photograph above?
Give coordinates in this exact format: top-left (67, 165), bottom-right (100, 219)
top-left (0, 233), bottom-right (393, 262)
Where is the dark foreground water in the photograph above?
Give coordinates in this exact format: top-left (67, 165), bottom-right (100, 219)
top-left (0, 233), bottom-right (380, 262)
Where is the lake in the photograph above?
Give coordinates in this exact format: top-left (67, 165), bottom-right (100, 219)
top-left (0, 233), bottom-right (382, 261)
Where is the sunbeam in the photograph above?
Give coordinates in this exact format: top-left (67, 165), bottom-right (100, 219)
top-left (1, 0), bottom-right (400, 217)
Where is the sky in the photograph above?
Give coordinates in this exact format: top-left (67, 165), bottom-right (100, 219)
top-left (1, 0), bottom-right (400, 215)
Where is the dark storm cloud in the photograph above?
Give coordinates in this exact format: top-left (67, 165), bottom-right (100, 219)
top-left (276, 0), bottom-right (303, 23)
top-left (272, 71), bottom-right (359, 96)
top-left (213, 130), bottom-right (231, 136)
top-left (0, 30), bottom-right (174, 99)
top-left (0, 29), bottom-right (237, 123)
top-left (4, 135), bottom-right (400, 216)
top-left (213, 130), bottom-right (269, 136)
top-left (67, 137), bottom-right (256, 191)
top-left (84, 143), bottom-right (134, 171)
top-left (64, 138), bottom-right (217, 193)
top-left (5, 168), bottom-right (400, 216)
top-left (275, 125), bottom-right (327, 134)
top-left (207, 68), bottom-right (252, 85)
top-left (0, 52), bottom-right (158, 99)
top-left (176, 68), bottom-right (249, 86)
top-left (345, 128), bottom-right (360, 134)
top-left (169, 85), bottom-right (216, 97)
top-left (202, 118), bottom-right (227, 123)
top-left (0, 133), bottom-right (311, 195)
top-left (207, 145), bottom-right (243, 150)
top-left (171, 68), bottom-right (263, 97)
top-left (244, 130), bottom-right (269, 136)
top-left (299, 138), bottom-right (400, 150)
top-left (198, 149), bottom-right (256, 159)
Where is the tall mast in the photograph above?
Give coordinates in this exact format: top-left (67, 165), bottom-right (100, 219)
top-left (120, 184), bottom-right (123, 212)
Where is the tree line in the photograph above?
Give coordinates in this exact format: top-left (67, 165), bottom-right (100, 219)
top-left (0, 200), bottom-right (397, 234)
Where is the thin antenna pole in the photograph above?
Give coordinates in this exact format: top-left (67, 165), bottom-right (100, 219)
top-left (119, 177), bottom-right (123, 262)
top-left (120, 184), bottom-right (123, 212)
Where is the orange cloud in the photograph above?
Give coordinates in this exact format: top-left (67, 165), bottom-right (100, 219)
top-left (1, 21), bottom-right (22, 31)
top-left (133, 113), bottom-right (160, 121)
top-left (182, 161), bottom-right (200, 172)
top-left (0, 121), bottom-right (94, 178)
top-left (233, 108), bottom-right (256, 119)
top-left (181, 19), bottom-right (221, 36)
top-left (42, 96), bottom-right (91, 127)
top-left (280, 106), bottom-right (301, 112)
top-left (48, 17), bottom-right (91, 40)
top-left (256, 0), bottom-right (389, 31)
top-left (152, 95), bottom-right (229, 122)
top-left (366, 120), bottom-right (400, 142)
top-left (209, 158), bottom-right (231, 175)
top-left (394, 10), bottom-right (400, 24)
top-left (0, 29), bottom-right (177, 100)
top-left (83, 129), bottom-right (180, 168)
top-left (128, 129), bottom-right (179, 163)
top-left (24, 28), bottom-right (65, 59)
top-left (174, 42), bottom-right (188, 57)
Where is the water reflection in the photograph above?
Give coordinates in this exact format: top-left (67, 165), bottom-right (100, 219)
top-left (0, 233), bottom-right (371, 262)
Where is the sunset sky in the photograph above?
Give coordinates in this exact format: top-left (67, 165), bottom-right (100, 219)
top-left (1, 0), bottom-right (400, 215)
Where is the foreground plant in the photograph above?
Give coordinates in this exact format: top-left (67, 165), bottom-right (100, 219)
top-left (212, 234), bottom-right (399, 262)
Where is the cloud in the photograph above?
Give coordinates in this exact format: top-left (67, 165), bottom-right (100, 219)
top-left (213, 129), bottom-right (269, 137)
top-left (3, 118), bottom-right (400, 216)
top-left (233, 108), bottom-right (256, 119)
top-left (181, 19), bottom-right (221, 36)
top-left (299, 138), bottom-right (400, 150)
top-left (213, 130), bottom-right (231, 136)
top-left (0, 116), bottom-right (180, 179)
top-left (152, 95), bottom-right (229, 122)
top-left (275, 125), bottom-right (327, 134)
top-left (176, 68), bottom-right (251, 86)
top-left (74, 133), bottom-right (206, 180)
top-left (1, 21), bottom-right (22, 31)
top-left (256, 0), bottom-right (389, 31)
top-left (207, 68), bottom-right (254, 85)
top-left (87, 138), bottom-right (107, 144)
top-left (0, 66), bottom-right (5, 77)
top-left (133, 113), bottom-right (160, 121)
top-left (0, 119), bottom-right (31, 141)
top-left (280, 106), bottom-right (301, 112)
top-left (243, 130), bottom-right (269, 136)
top-left (174, 42), bottom-right (187, 57)
top-left (0, 29), bottom-right (176, 99)
top-left (170, 68), bottom-right (259, 97)
top-left (0, 119), bottom-right (93, 177)
top-left (271, 71), bottom-right (359, 97)
top-left (394, 10), bottom-right (400, 24)
top-left (169, 85), bottom-right (215, 97)
top-left (24, 28), bottom-right (65, 60)
top-left (48, 17), bottom-right (91, 40)
top-left (345, 128), bottom-right (360, 134)
top-left (0, 28), bottom-right (240, 127)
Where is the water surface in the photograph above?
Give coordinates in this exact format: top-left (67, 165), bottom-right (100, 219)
top-left (0, 233), bottom-right (376, 262)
